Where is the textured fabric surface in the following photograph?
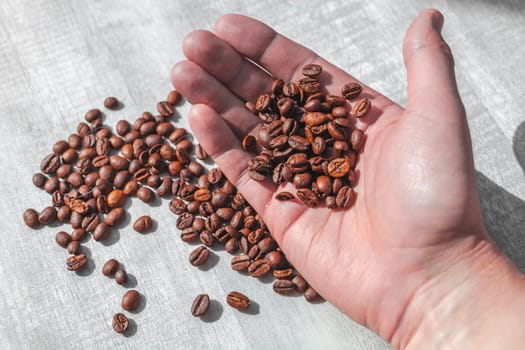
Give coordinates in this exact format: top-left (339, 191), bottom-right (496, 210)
top-left (1, 0), bottom-right (525, 349)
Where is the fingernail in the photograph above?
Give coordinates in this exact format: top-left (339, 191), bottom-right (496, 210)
top-left (431, 10), bottom-right (444, 33)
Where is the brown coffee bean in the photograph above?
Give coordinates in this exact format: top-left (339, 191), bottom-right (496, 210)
top-left (302, 63), bottom-right (322, 77)
top-left (194, 144), bottom-right (208, 160)
top-left (67, 241), bottom-right (82, 255)
top-left (224, 238), bottom-right (239, 254)
top-left (23, 208), bottom-right (39, 228)
top-left (340, 81), bottom-right (362, 100)
top-left (157, 101), bottom-right (174, 116)
top-left (352, 98), bottom-right (371, 118)
top-left (136, 187), bottom-right (155, 203)
top-left (102, 259), bottom-right (119, 277)
top-left (121, 290), bottom-right (141, 311)
top-left (107, 189), bottom-right (126, 208)
top-left (226, 291), bottom-right (250, 310)
top-left (248, 259), bottom-right (270, 277)
top-left (93, 222), bottom-right (111, 241)
top-left (336, 186), bottom-right (355, 209)
top-left (265, 250), bottom-right (285, 268)
top-left (55, 231), bottom-right (71, 248)
top-left (193, 188), bottom-right (211, 202)
top-left (56, 205), bottom-right (71, 222)
top-left (273, 279), bottom-right (296, 295)
top-left (292, 275), bottom-right (307, 292)
top-left (327, 158), bottom-right (351, 178)
top-left (32, 173), bottom-right (48, 188)
top-left (332, 105), bottom-right (348, 118)
top-left (104, 96), bottom-right (119, 109)
top-left (105, 207), bottom-right (125, 226)
top-left (56, 164), bottom-right (73, 179)
top-left (304, 286), bottom-right (321, 302)
top-left (66, 254), bottom-right (87, 271)
top-left (273, 268), bottom-right (293, 279)
top-left (133, 215), bottom-right (153, 233)
top-left (189, 246), bottom-right (210, 266)
top-left (191, 294), bottom-right (210, 317)
top-left (167, 90), bottom-right (182, 105)
top-left (231, 254), bottom-right (251, 271)
top-left (112, 313), bottom-right (129, 334)
top-left (82, 213), bottom-right (100, 233)
top-left (296, 188), bottom-right (319, 207)
top-left (199, 230), bottom-right (214, 246)
top-left (113, 268), bottom-right (127, 284)
top-left (38, 206), bottom-right (57, 225)
top-left (350, 128), bottom-right (365, 151)
top-left (180, 228), bottom-right (198, 242)
top-left (40, 153), bottom-right (61, 174)
top-left (169, 198), bottom-right (186, 215)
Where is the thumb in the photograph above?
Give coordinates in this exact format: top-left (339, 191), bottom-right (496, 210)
top-left (403, 9), bottom-right (463, 119)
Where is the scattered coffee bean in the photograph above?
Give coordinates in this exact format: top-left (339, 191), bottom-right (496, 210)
top-left (104, 96), bottom-right (119, 110)
top-left (273, 279), bottom-right (296, 295)
top-left (304, 286), bottom-right (320, 302)
top-left (191, 294), bottom-right (210, 317)
top-left (55, 231), bottom-right (71, 248)
top-left (66, 254), bottom-right (87, 271)
top-left (121, 290), bottom-right (141, 311)
top-left (102, 259), bottom-right (120, 277)
top-left (226, 291), bottom-right (250, 310)
top-left (133, 215), bottom-right (153, 233)
top-left (115, 269), bottom-right (128, 285)
top-left (189, 246), bottom-right (210, 266)
top-left (112, 313), bottom-right (129, 334)
top-left (23, 208), bottom-right (40, 228)
top-left (167, 90), bottom-right (182, 106)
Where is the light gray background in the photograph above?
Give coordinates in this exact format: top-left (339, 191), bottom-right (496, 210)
top-left (1, 0), bottom-right (525, 349)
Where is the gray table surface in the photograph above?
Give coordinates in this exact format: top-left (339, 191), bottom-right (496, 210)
top-left (1, 0), bottom-right (525, 349)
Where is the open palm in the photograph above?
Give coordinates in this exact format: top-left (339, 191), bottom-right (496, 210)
top-left (172, 10), bottom-right (490, 347)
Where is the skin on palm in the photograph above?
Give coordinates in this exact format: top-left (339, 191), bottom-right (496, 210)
top-left (171, 9), bottom-right (515, 348)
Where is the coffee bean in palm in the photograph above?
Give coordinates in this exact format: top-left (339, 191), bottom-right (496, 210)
top-left (191, 294), bottom-right (210, 317)
top-left (189, 246), bottom-right (210, 266)
top-left (226, 291), bottom-right (250, 310)
top-left (121, 290), bottom-right (141, 311)
top-left (112, 313), bottom-right (129, 334)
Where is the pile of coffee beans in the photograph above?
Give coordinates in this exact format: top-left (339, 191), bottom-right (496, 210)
top-left (243, 64), bottom-right (367, 209)
top-left (23, 77), bottom-right (332, 333)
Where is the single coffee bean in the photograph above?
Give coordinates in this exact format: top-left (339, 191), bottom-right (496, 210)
top-left (292, 275), bottom-right (308, 293)
top-left (56, 205), bottom-right (71, 222)
top-left (180, 228), bottom-right (198, 242)
top-left (302, 63), bottom-right (322, 77)
top-left (32, 173), bottom-right (48, 188)
top-left (82, 213), bottom-right (100, 233)
top-left (341, 82), bottom-right (362, 100)
top-left (225, 237), bottom-right (239, 254)
top-left (327, 158), bottom-right (351, 178)
top-left (55, 231), bottom-right (71, 248)
top-left (112, 313), bottom-right (129, 334)
top-left (107, 189), bottom-right (126, 208)
top-left (189, 246), bottom-right (210, 266)
top-left (53, 140), bottom-right (69, 154)
top-left (93, 222), bottom-right (111, 241)
top-left (195, 144), bottom-right (208, 160)
top-left (66, 254), bottom-right (87, 271)
top-left (200, 230), bottom-right (214, 246)
top-left (104, 96), bottom-right (119, 109)
top-left (121, 290), bottom-right (141, 311)
top-left (116, 120), bottom-right (131, 136)
top-left (226, 291), bottom-right (250, 310)
top-left (304, 286), bottom-right (320, 302)
top-left (352, 97), bottom-right (371, 118)
top-left (38, 206), bottom-right (57, 225)
top-left (241, 135), bottom-right (256, 151)
top-left (115, 269), bottom-right (128, 285)
top-left (231, 254), bottom-right (251, 271)
top-left (133, 215), bottom-right (153, 233)
top-left (265, 250), bottom-right (285, 268)
top-left (157, 101), bottom-right (174, 116)
top-left (336, 186), bottom-right (355, 209)
top-left (167, 90), bottom-right (182, 105)
top-left (169, 198), bottom-right (186, 215)
top-left (105, 207), bottom-right (125, 226)
top-left (273, 279), bottom-right (296, 295)
top-left (350, 128), bottom-right (365, 151)
top-left (67, 241), bottom-right (82, 255)
top-left (273, 268), bottom-right (294, 279)
top-left (296, 188), bottom-right (319, 207)
top-left (23, 208), bottom-right (40, 228)
top-left (191, 294), bottom-right (210, 317)
top-left (70, 228), bottom-right (86, 241)
top-left (248, 259), bottom-right (271, 277)
top-left (102, 259), bottom-right (119, 277)
top-left (136, 186), bottom-right (155, 203)
top-left (40, 153), bottom-right (61, 174)
top-left (176, 212), bottom-right (194, 230)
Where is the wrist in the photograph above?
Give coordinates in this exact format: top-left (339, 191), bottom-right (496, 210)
top-left (396, 236), bottom-right (525, 349)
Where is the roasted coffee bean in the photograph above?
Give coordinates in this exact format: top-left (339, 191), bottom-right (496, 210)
top-left (191, 294), bottom-right (210, 317)
top-left (180, 228), bottom-right (198, 242)
top-left (189, 246), bottom-right (210, 266)
top-left (248, 245), bottom-right (261, 260)
top-left (192, 217), bottom-right (205, 233)
top-left (102, 259), bottom-right (120, 277)
top-left (133, 215), bottom-right (153, 233)
top-left (350, 128), bottom-right (365, 151)
top-left (43, 177), bottom-right (59, 194)
top-left (226, 291), bottom-right (250, 309)
top-left (104, 96), bottom-right (119, 109)
top-left (136, 187), bottom-right (155, 203)
top-left (67, 241), bottom-right (82, 255)
top-left (112, 313), bottom-right (129, 334)
top-left (157, 101), bottom-right (174, 116)
top-left (352, 97), bottom-right (371, 118)
top-left (336, 186), bottom-right (355, 209)
top-left (327, 158), bottom-right (350, 178)
top-left (293, 172), bottom-right (312, 188)
top-left (32, 173), bottom-right (48, 188)
top-left (231, 254), bottom-right (251, 271)
top-left (341, 82), bottom-right (362, 100)
top-left (53, 140), bottom-right (69, 154)
top-left (292, 275), bottom-right (307, 292)
top-left (107, 189), bottom-right (126, 208)
top-left (82, 213), bottom-right (100, 233)
top-left (199, 230), bottom-right (214, 246)
top-left (224, 237), bottom-right (239, 254)
top-left (169, 198), bottom-right (186, 215)
top-left (195, 144), bottom-right (208, 160)
top-left (167, 90), bottom-right (182, 105)
top-left (273, 279), bottom-right (296, 295)
top-left (304, 287), bottom-right (321, 302)
top-left (40, 153), bottom-right (61, 174)
top-left (105, 207), bottom-right (125, 226)
top-left (242, 134), bottom-right (256, 151)
top-left (248, 259), bottom-right (270, 277)
top-left (193, 188), bottom-right (211, 202)
top-left (93, 222), bottom-right (111, 241)
top-left (265, 250), bottom-right (285, 268)
top-left (115, 269), bottom-right (128, 285)
top-left (56, 205), bottom-right (71, 222)
top-left (296, 188), bottom-right (319, 207)
top-left (273, 268), bottom-right (293, 279)
top-left (55, 231), bottom-right (71, 248)
top-left (69, 211), bottom-right (83, 229)
top-left (38, 206), bottom-right (57, 225)
top-left (66, 254), bottom-right (87, 271)
top-left (302, 63), bottom-right (322, 77)
top-left (121, 290), bottom-right (141, 311)
top-left (56, 164), bottom-right (73, 179)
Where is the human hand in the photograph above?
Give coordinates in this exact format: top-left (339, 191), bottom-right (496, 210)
top-left (172, 9), bottom-right (525, 349)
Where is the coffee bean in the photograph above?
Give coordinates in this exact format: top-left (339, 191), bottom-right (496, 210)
top-left (304, 286), bottom-right (320, 302)
top-left (176, 212), bottom-right (194, 230)
top-left (121, 290), bottom-right (141, 311)
top-left (273, 279), bottom-right (296, 295)
top-left (105, 207), bottom-right (125, 226)
top-left (296, 188), bottom-right (319, 207)
top-left (112, 313), bottom-right (129, 334)
top-left (56, 205), bottom-right (71, 222)
top-left (40, 153), bottom-right (61, 174)
top-left (32, 173), bottom-right (48, 188)
top-left (169, 198), bottom-right (186, 215)
top-left (66, 254), bottom-right (87, 271)
top-left (352, 98), bottom-right (371, 118)
top-left (189, 246), bottom-right (210, 266)
top-left (231, 254), bottom-right (251, 271)
top-left (93, 222), bottom-right (111, 241)
top-left (133, 215), bottom-right (153, 233)
top-left (265, 250), bottom-right (285, 268)
top-left (327, 158), bottom-right (350, 178)
top-left (167, 90), bottom-right (182, 106)
top-left (301, 63), bottom-right (322, 77)
top-left (336, 186), bottom-right (355, 209)
top-left (248, 259), bottom-right (270, 277)
top-left (136, 187), bottom-right (155, 203)
top-left (102, 259), bottom-right (119, 277)
top-left (195, 144), bottom-right (208, 160)
top-left (67, 241), bottom-right (82, 255)
top-left (55, 231), bottom-right (71, 248)
top-left (226, 291), bottom-right (250, 309)
top-left (157, 101), bottom-right (174, 116)
top-left (191, 294), bottom-right (210, 317)
top-left (341, 82), bottom-right (362, 100)
top-left (38, 206), bottom-right (57, 225)
top-left (104, 96), bottom-right (119, 110)
top-left (199, 230), bottom-right (214, 246)
top-left (241, 135), bottom-right (256, 151)
top-left (273, 268), bottom-right (293, 279)
top-left (292, 275), bottom-right (307, 293)
top-left (107, 189), bottom-right (126, 208)
top-left (115, 269), bottom-right (128, 284)
top-left (23, 208), bottom-right (40, 228)
top-left (82, 213), bottom-right (100, 233)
